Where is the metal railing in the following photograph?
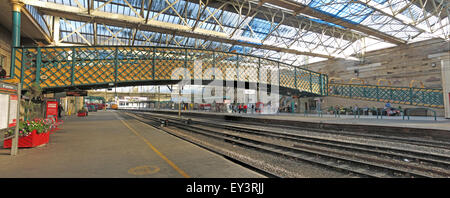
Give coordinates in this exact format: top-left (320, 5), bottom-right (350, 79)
top-left (329, 83), bottom-right (444, 108)
top-left (9, 46), bottom-right (328, 96)
top-left (402, 108), bottom-right (437, 121)
top-left (327, 106), bottom-right (438, 121)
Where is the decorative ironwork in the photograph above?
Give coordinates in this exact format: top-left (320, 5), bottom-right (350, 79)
top-left (10, 46), bottom-right (327, 96)
top-left (10, 46), bottom-right (444, 108)
top-left (329, 83), bottom-right (444, 108)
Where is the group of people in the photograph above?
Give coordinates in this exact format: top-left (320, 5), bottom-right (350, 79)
top-left (331, 102), bottom-right (401, 116)
top-left (231, 104), bottom-right (255, 114)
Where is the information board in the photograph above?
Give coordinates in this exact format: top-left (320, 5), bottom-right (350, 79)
top-left (0, 82), bottom-right (18, 130)
top-left (0, 94), bottom-right (8, 130)
top-left (46, 101), bottom-right (58, 122)
top-left (8, 95), bottom-right (17, 127)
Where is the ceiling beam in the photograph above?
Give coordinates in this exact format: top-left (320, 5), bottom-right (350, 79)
top-left (21, 6), bottom-right (52, 44)
top-left (20, 0), bottom-right (335, 59)
top-left (261, 0), bottom-right (407, 45)
top-left (211, 0), bottom-right (364, 42)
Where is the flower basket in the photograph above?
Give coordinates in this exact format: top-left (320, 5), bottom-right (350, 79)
top-left (3, 129), bottom-right (50, 148)
top-left (3, 118), bottom-right (55, 148)
top-left (77, 112), bottom-right (87, 117)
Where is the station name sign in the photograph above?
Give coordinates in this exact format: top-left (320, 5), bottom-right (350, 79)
top-left (0, 82), bottom-right (18, 94)
top-left (66, 91), bottom-right (88, 96)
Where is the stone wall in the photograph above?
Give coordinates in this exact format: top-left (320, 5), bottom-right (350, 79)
top-left (304, 38), bottom-right (450, 89)
top-left (0, 25), bottom-right (11, 76)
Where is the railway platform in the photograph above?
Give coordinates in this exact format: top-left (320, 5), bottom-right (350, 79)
top-left (0, 111), bottom-right (264, 178)
top-left (131, 109), bottom-right (450, 129)
top-left (133, 109), bottom-right (450, 142)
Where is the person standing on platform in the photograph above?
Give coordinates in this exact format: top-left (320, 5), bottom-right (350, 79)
top-left (0, 66), bottom-right (6, 78)
top-left (243, 104), bottom-right (248, 114)
top-left (354, 105), bottom-right (358, 115)
top-left (385, 102), bottom-right (391, 109)
top-left (384, 102), bottom-right (391, 116)
top-left (58, 103), bottom-right (64, 119)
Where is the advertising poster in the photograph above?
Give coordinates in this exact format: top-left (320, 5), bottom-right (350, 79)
top-left (8, 94), bottom-right (17, 127)
top-left (46, 101), bottom-right (58, 122)
top-left (0, 94), bottom-right (8, 130)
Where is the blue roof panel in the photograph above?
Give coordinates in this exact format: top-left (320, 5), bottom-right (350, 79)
top-left (241, 18), bottom-right (277, 40)
top-left (307, 0), bottom-right (388, 25)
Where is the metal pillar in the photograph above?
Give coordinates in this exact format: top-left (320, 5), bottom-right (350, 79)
top-left (10, 0), bottom-right (21, 78)
top-left (178, 86), bottom-right (181, 117)
top-left (11, 83), bottom-right (21, 156)
top-left (10, 0), bottom-right (22, 156)
top-left (158, 86), bottom-right (160, 109)
top-left (53, 16), bottom-right (60, 45)
top-left (291, 100), bottom-right (295, 113)
top-left (104, 89), bottom-right (107, 111)
top-left (11, 0), bottom-right (21, 47)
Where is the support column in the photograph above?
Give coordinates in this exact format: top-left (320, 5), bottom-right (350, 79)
top-left (157, 86), bottom-right (160, 109)
top-left (53, 16), bottom-right (60, 45)
top-left (10, 0), bottom-right (22, 156)
top-left (441, 55), bottom-right (450, 119)
top-left (93, 22), bottom-right (97, 45)
top-left (11, 0), bottom-right (21, 48)
top-left (10, 0), bottom-right (22, 78)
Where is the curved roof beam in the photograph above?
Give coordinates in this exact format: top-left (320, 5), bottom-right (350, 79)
top-left (260, 0), bottom-right (407, 44)
top-left (19, 0), bottom-right (339, 59)
top-left (212, 0), bottom-right (365, 42)
top-left (358, 0), bottom-right (449, 41)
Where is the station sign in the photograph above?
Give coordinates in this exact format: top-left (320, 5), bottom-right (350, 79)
top-left (244, 89), bottom-right (256, 94)
top-left (124, 96), bottom-right (147, 102)
top-left (0, 82), bottom-right (17, 94)
top-left (46, 100), bottom-right (58, 122)
top-left (66, 91), bottom-right (88, 96)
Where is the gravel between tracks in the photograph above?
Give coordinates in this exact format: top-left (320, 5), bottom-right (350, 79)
top-left (191, 118), bottom-right (450, 157)
top-left (192, 124), bottom-right (449, 177)
top-left (135, 111), bottom-right (450, 157)
top-left (164, 126), bottom-right (352, 178)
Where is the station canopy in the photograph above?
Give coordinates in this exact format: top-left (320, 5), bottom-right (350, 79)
top-left (21, 0), bottom-right (449, 65)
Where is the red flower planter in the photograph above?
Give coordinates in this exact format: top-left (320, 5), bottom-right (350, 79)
top-left (3, 130), bottom-right (50, 148)
top-left (77, 112), bottom-right (87, 117)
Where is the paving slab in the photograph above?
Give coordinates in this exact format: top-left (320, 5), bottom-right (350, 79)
top-left (0, 111), bottom-right (264, 178)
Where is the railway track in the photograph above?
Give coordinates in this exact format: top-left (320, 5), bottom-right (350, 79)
top-left (127, 109), bottom-right (450, 149)
top-left (124, 110), bottom-right (450, 178)
top-left (234, 119), bottom-right (450, 150)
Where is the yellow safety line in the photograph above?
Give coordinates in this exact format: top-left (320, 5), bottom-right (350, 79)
top-left (120, 119), bottom-right (190, 178)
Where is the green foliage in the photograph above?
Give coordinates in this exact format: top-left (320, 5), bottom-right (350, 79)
top-left (4, 118), bottom-right (56, 138)
top-left (23, 83), bottom-right (44, 121)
